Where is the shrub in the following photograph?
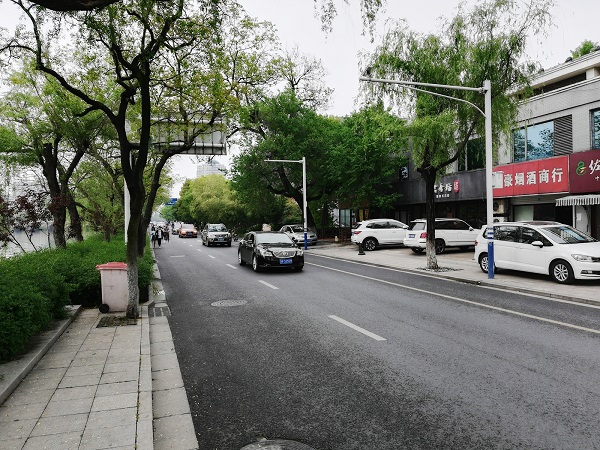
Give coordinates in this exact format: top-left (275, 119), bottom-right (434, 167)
top-left (0, 233), bottom-right (155, 362)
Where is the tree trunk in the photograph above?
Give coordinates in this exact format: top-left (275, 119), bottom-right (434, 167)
top-left (67, 193), bottom-right (84, 241)
top-left (420, 164), bottom-right (439, 270)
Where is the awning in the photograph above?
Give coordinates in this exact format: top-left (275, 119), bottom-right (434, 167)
top-left (556, 194), bottom-right (600, 206)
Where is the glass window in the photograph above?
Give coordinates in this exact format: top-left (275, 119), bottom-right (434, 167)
top-left (495, 225), bottom-right (519, 242)
top-left (513, 121), bottom-right (554, 162)
top-left (592, 109), bottom-right (600, 149)
top-left (459, 137), bottom-right (485, 171)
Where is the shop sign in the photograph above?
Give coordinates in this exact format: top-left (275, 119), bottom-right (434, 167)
top-left (434, 180), bottom-right (459, 199)
top-left (569, 149), bottom-right (600, 194)
top-left (492, 156), bottom-right (569, 197)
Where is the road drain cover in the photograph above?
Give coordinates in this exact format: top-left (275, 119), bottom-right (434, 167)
top-left (241, 439), bottom-right (316, 450)
top-left (211, 300), bottom-right (248, 307)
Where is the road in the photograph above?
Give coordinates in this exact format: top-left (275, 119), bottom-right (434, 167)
top-left (154, 236), bottom-right (600, 450)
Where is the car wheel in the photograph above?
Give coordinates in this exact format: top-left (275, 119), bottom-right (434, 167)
top-left (550, 260), bottom-right (574, 284)
top-left (252, 255), bottom-right (261, 272)
top-left (294, 265), bottom-right (304, 271)
top-left (411, 247), bottom-right (424, 253)
top-left (478, 253), bottom-right (489, 273)
top-left (362, 237), bottom-right (377, 251)
top-left (238, 251), bottom-right (246, 266)
top-left (435, 239), bottom-right (446, 254)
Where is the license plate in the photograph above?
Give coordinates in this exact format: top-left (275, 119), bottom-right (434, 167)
top-left (280, 259), bottom-right (293, 264)
top-left (408, 233), bottom-right (415, 238)
top-left (217, 238), bottom-right (224, 241)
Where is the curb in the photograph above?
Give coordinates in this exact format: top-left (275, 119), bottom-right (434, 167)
top-left (0, 304), bottom-right (82, 406)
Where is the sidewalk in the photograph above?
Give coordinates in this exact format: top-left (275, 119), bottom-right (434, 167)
top-left (1, 242), bottom-right (597, 449)
top-left (0, 261), bottom-right (197, 450)
top-left (306, 241), bottom-right (600, 307)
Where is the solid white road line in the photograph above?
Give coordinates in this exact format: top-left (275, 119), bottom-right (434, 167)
top-left (259, 280), bottom-right (279, 290)
top-left (208, 255), bottom-right (215, 259)
top-left (170, 255), bottom-right (185, 258)
top-left (226, 264), bottom-right (238, 269)
top-left (309, 262), bottom-right (600, 335)
top-left (328, 315), bottom-right (387, 341)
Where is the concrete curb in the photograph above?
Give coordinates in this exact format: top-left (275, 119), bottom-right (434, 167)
top-left (0, 304), bottom-right (82, 406)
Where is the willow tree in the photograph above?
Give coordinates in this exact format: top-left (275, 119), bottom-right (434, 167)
top-left (364, 0), bottom-right (553, 269)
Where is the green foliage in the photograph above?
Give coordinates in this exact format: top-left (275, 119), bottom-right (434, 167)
top-left (0, 234), bottom-right (154, 361)
top-left (571, 40), bottom-right (598, 59)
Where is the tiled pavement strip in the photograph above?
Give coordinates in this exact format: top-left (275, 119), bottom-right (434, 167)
top-left (1, 242), bottom-right (598, 450)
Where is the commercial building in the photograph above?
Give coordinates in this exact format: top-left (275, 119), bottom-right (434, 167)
top-left (387, 48), bottom-right (600, 238)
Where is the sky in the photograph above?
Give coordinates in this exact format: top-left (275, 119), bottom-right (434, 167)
top-left (1, 0), bottom-right (597, 195)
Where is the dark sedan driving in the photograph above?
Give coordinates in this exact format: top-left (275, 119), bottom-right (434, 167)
top-left (238, 231), bottom-right (304, 272)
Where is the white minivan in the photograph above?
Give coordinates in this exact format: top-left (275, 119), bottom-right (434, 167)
top-left (474, 221), bottom-right (600, 284)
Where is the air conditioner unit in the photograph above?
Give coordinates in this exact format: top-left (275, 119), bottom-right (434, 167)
top-left (493, 200), bottom-right (507, 215)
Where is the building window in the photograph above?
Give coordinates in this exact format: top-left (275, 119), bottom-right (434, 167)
top-left (513, 121), bottom-right (554, 162)
top-left (459, 138), bottom-right (485, 171)
top-left (593, 109), bottom-right (600, 149)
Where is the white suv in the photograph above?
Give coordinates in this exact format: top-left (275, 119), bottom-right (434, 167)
top-left (403, 218), bottom-right (478, 254)
top-left (351, 219), bottom-right (409, 251)
top-left (474, 221), bottom-right (600, 284)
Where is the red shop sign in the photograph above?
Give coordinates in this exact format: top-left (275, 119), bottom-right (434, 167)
top-left (569, 150), bottom-right (600, 194)
top-left (492, 156), bottom-right (569, 197)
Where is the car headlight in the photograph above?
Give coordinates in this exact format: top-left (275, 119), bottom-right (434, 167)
top-left (572, 254), bottom-right (594, 262)
top-left (258, 248), bottom-right (273, 257)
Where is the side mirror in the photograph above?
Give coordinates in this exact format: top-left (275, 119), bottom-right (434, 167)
top-left (531, 240), bottom-right (544, 248)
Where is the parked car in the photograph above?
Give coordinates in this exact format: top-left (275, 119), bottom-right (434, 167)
top-left (475, 221), bottom-right (600, 284)
top-left (403, 218), bottom-right (478, 254)
top-left (178, 224), bottom-right (197, 238)
top-left (351, 219), bottom-right (409, 251)
top-left (201, 223), bottom-right (232, 247)
top-left (238, 231), bottom-right (304, 272)
top-left (279, 224), bottom-right (318, 246)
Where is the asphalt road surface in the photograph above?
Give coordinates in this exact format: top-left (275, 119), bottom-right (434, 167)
top-left (154, 236), bottom-right (600, 450)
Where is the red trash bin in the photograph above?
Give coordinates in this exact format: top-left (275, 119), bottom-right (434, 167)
top-left (96, 262), bottom-right (128, 312)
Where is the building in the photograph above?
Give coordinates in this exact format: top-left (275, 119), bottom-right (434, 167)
top-left (196, 160), bottom-right (227, 178)
top-left (389, 48), bottom-right (600, 238)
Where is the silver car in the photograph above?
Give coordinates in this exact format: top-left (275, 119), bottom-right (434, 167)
top-left (279, 224), bottom-right (318, 246)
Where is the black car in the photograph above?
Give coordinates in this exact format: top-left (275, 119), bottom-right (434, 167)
top-left (238, 231), bottom-right (304, 272)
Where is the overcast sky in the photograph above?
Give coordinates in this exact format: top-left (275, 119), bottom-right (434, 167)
top-left (1, 0), bottom-right (597, 195)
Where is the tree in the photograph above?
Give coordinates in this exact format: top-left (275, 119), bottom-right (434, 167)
top-left (0, 63), bottom-right (111, 247)
top-left (365, 0), bottom-right (553, 269)
top-left (1, 0), bottom-right (284, 319)
top-left (330, 103), bottom-right (407, 211)
top-left (231, 91), bottom-right (341, 228)
top-left (571, 40), bottom-right (598, 59)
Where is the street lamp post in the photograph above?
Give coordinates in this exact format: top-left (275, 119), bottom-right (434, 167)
top-left (264, 157), bottom-right (308, 250)
top-left (359, 76), bottom-right (495, 278)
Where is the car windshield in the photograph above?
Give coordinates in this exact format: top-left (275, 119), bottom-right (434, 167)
top-left (290, 225), bottom-right (303, 232)
top-left (256, 233), bottom-right (294, 245)
top-left (209, 225), bottom-right (227, 232)
top-left (182, 224), bottom-right (194, 229)
top-left (543, 226), bottom-right (596, 244)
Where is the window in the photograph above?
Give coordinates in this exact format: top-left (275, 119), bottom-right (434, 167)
top-left (593, 109), bottom-right (600, 149)
top-left (513, 121), bottom-right (554, 162)
top-left (459, 138), bottom-right (485, 171)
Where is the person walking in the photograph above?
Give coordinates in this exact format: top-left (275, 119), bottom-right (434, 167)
top-left (156, 226), bottom-right (163, 247)
top-left (164, 225), bottom-right (170, 242)
top-left (151, 225), bottom-right (157, 248)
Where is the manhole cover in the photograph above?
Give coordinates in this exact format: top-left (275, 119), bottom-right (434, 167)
top-left (211, 300), bottom-right (248, 307)
top-left (241, 439), bottom-right (316, 450)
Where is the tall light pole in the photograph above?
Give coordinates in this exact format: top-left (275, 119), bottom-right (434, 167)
top-left (360, 76), bottom-right (495, 278)
top-left (264, 157), bottom-right (308, 250)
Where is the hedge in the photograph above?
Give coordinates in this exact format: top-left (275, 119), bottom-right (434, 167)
top-left (0, 234), bottom-right (154, 362)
